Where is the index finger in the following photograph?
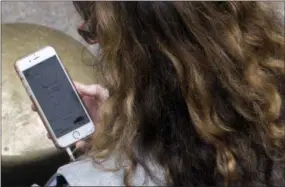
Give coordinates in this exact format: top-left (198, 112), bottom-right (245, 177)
top-left (74, 82), bottom-right (109, 102)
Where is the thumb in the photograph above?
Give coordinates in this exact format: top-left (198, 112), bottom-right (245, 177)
top-left (74, 82), bottom-right (109, 102)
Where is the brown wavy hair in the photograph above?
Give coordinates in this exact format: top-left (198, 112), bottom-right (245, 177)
top-left (74, 2), bottom-right (285, 186)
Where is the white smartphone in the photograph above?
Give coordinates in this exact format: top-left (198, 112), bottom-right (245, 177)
top-left (14, 46), bottom-right (95, 148)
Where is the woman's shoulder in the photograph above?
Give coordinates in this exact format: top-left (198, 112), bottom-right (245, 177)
top-left (56, 158), bottom-right (124, 186)
top-left (54, 157), bottom-right (164, 186)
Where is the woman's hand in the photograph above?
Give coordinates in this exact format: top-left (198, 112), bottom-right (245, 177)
top-left (31, 82), bottom-right (109, 151)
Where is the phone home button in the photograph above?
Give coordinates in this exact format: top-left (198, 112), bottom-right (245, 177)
top-left (72, 131), bottom-right (80, 139)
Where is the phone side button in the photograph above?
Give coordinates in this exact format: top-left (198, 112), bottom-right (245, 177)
top-left (72, 131), bottom-right (80, 139)
top-left (26, 87), bottom-right (32, 97)
top-left (30, 96), bottom-right (35, 104)
top-left (23, 82), bottom-right (31, 95)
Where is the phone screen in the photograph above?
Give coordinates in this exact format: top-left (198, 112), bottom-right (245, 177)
top-left (23, 56), bottom-right (90, 138)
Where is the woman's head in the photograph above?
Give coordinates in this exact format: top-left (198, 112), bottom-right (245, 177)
top-left (74, 2), bottom-right (285, 186)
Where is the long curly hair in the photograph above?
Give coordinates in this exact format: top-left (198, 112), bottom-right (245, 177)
top-left (74, 2), bottom-right (285, 186)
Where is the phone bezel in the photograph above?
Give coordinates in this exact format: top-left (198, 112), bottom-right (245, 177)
top-left (14, 46), bottom-right (95, 148)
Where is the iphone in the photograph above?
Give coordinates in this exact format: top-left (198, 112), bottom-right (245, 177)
top-left (15, 46), bottom-right (95, 148)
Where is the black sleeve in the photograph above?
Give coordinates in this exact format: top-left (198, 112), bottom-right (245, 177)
top-left (44, 173), bottom-right (69, 187)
